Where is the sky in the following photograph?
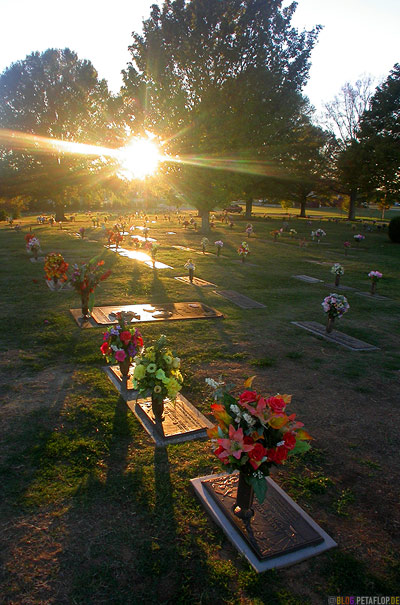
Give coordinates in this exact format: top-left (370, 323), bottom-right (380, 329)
top-left (0, 0), bottom-right (399, 114)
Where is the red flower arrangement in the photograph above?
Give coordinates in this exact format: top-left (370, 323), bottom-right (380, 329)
top-left (206, 377), bottom-right (312, 503)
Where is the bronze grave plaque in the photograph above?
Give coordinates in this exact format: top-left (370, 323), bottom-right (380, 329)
top-left (213, 290), bottom-right (266, 309)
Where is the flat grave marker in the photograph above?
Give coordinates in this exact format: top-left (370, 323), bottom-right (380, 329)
top-left (355, 291), bottom-right (391, 301)
top-left (106, 246), bottom-right (173, 269)
top-left (174, 276), bottom-right (217, 287)
top-left (325, 283), bottom-right (356, 291)
top-left (292, 275), bottom-right (323, 284)
top-left (70, 301), bottom-right (223, 327)
top-left (214, 290), bottom-right (266, 309)
top-left (191, 473), bottom-right (337, 573)
top-left (292, 321), bottom-right (379, 351)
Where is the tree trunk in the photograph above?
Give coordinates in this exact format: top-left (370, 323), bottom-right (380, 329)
top-left (347, 190), bottom-right (357, 221)
top-left (299, 198), bottom-right (307, 218)
top-left (245, 198), bottom-right (252, 220)
top-left (200, 210), bottom-right (210, 233)
top-left (54, 202), bottom-right (67, 222)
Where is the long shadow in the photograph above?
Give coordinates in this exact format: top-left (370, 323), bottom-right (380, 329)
top-left (150, 268), bottom-right (171, 304)
top-left (127, 259), bottom-right (143, 298)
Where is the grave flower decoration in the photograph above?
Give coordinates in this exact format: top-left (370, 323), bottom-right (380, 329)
top-left (26, 236), bottom-right (40, 253)
top-left (24, 233), bottom-right (35, 244)
top-left (237, 241), bottom-right (249, 261)
top-left (201, 237), bottom-right (209, 253)
top-left (270, 229), bottom-right (280, 241)
top-left (184, 259), bottom-right (195, 283)
top-left (331, 263), bottom-right (344, 286)
top-left (215, 240), bottom-right (224, 256)
top-left (44, 253), bottom-right (69, 283)
top-left (131, 237), bottom-right (142, 249)
top-left (245, 224), bottom-right (253, 237)
top-left (290, 229), bottom-right (297, 237)
top-left (368, 270), bottom-right (382, 295)
top-left (322, 293), bottom-right (349, 319)
top-left (70, 255), bottom-right (111, 313)
top-left (314, 228), bottom-right (326, 242)
top-left (79, 227), bottom-right (85, 238)
top-left (133, 335), bottom-right (183, 401)
top-left (150, 243), bottom-right (159, 262)
top-left (206, 376), bottom-right (312, 504)
top-left (101, 312), bottom-right (143, 365)
top-left (354, 234), bottom-right (365, 242)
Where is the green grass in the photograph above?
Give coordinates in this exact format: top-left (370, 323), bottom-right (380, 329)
top-left (1, 210), bottom-right (400, 603)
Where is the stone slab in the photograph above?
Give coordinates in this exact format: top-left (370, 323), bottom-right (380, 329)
top-left (325, 283), bottom-right (356, 291)
top-left (106, 246), bottom-right (173, 269)
top-left (174, 276), bottom-right (217, 287)
top-left (355, 291), bottom-right (390, 301)
top-left (214, 290), bottom-right (266, 309)
top-left (129, 234), bottom-right (157, 242)
top-left (172, 245), bottom-right (196, 252)
top-left (191, 473), bottom-right (337, 572)
top-left (70, 302), bottom-right (223, 327)
top-left (45, 280), bottom-right (72, 292)
top-left (292, 275), bottom-right (323, 283)
top-left (131, 393), bottom-right (214, 446)
top-left (291, 321), bottom-right (379, 351)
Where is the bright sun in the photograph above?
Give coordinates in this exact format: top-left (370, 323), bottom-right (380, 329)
top-left (118, 137), bottom-right (162, 180)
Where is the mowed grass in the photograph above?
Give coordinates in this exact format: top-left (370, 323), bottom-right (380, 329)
top-left (0, 210), bottom-right (399, 604)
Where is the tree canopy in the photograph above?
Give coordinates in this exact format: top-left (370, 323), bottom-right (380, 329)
top-left (0, 48), bottom-right (122, 218)
top-left (122, 0), bottom-right (321, 227)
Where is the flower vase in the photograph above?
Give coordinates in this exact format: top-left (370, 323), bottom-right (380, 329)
top-left (233, 472), bottom-right (254, 520)
top-left (326, 316), bottom-right (335, 333)
top-left (80, 289), bottom-right (90, 321)
top-left (217, 248), bottom-right (221, 257)
top-left (189, 269), bottom-right (194, 283)
top-left (118, 357), bottom-right (131, 379)
top-left (335, 274), bottom-right (340, 287)
top-left (33, 248), bottom-right (38, 261)
top-left (241, 255), bottom-right (245, 263)
top-left (371, 281), bottom-right (376, 295)
top-left (151, 392), bottom-right (165, 436)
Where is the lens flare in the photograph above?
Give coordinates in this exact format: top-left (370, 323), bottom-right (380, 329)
top-left (118, 137), bottom-right (162, 180)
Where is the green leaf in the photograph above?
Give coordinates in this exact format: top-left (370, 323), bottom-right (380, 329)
top-left (248, 474), bottom-right (268, 504)
top-left (288, 440), bottom-right (311, 456)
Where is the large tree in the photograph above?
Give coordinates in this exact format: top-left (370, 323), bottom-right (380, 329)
top-left (0, 48), bottom-right (120, 219)
top-left (323, 75), bottom-right (376, 220)
top-left (357, 64), bottom-right (400, 212)
top-left (122, 0), bottom-right (321, 229)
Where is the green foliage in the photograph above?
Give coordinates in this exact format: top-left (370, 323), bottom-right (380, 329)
top-left (388, 216), bottom-right (400, 242)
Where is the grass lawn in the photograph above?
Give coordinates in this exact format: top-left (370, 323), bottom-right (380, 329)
top-left (0, 210), bottom-right (399, 604)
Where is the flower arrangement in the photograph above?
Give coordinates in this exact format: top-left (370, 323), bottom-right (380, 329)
top-left (270, 229), bottom-right (280, 241)
top-left (322, 293), bottom-right (349, 319)
top-left (238, 241), bottom-right (249, 261)
top-left (26, 236), bottom-right (41, 259)
top-left (354, 234), bottom-right (365, 242)
top-left (184, 259), bottom-right (195, 283)
top-left (131, 237), bottom-right (142, 249)
top-left (201, 237), bottom-right (209, 253)
top-left (110, 232), bottom-right (124, 249)
top-left (133, 335), bottom-right (183, 401)
top-left (70, 255), bottom-right (111, 315)
top-left (246, 224), bottom-right (253, 237)
top-left (100, 312), bottom-right (143, 366)
top-left (150, 242), bottom-right (160, 264)
top-left (44, 253), bottom-right (69, 284)
top-left (313, 228), bottom-right (326, 242)
top-left (368, 270), bottom-right (382, 281)
top-left (331, 263), bottom-right (344, 286)
top-left (368, 270), bottom-right (382, 295)
top-left (24, 233), bottom-right (35, 245)
top-left (206, 376), bottom-right (312, 504)
top-left (215, 240), bottom-right (224, 256)
top-left (289, 229), bottom-right (297, 237)
top-left (79, 227), bottom-right (85, 238)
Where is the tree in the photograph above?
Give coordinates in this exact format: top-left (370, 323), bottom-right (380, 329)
top-left (0, 48), bottom-right (119, 220)
top-left (122, 0), bottom-right (321, 230)
top-left (323, 75), bottom-right (376, 220)
top-left (357, 64), bottom-right (400, 211)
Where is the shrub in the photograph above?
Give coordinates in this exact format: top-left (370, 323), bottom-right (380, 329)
top-left (388, 216), bottom-right (400, 243)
